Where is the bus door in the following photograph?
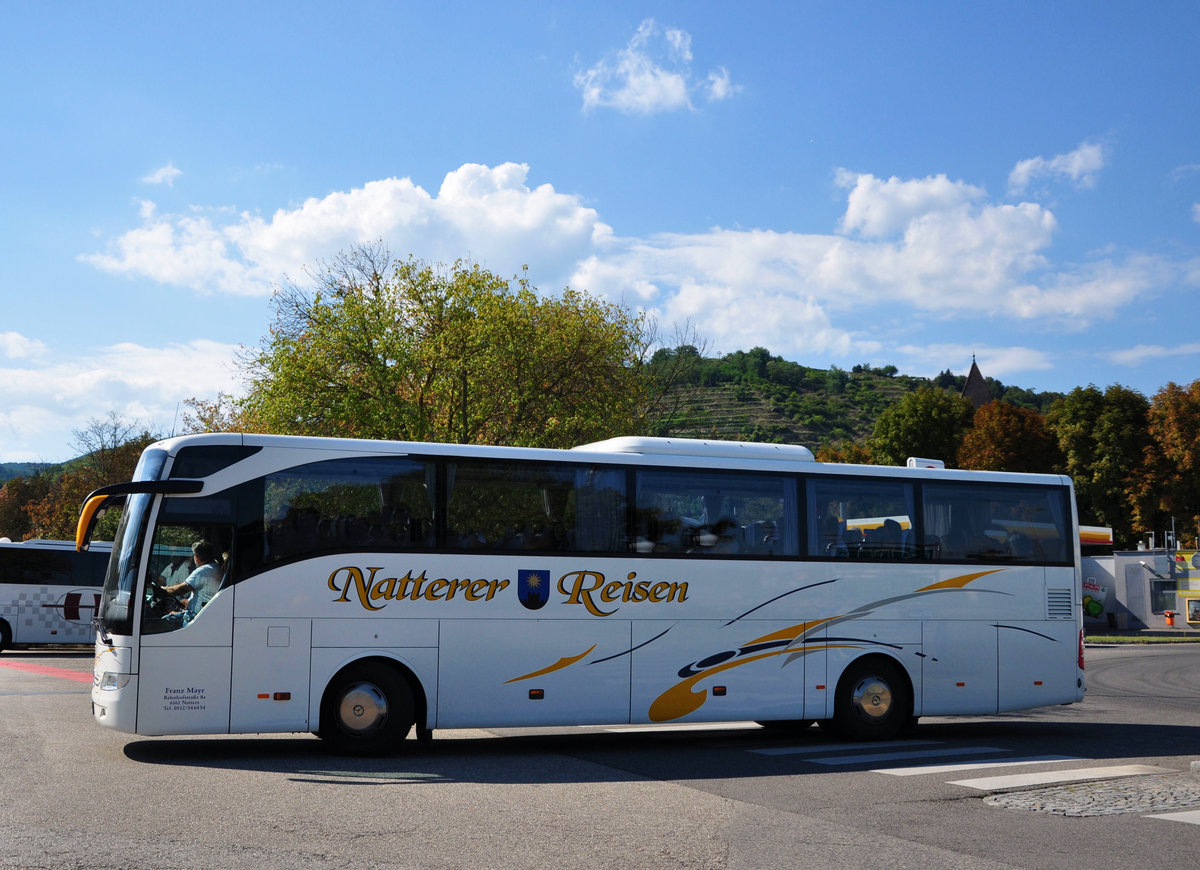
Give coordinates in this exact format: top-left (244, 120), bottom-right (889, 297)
top-left (801, 621), bottom-right (828, 721)
top-left (135, 498), bottom-right (236, 736)
top-left (229, 617), bottom-right (312, 732)
top-left (921, 620), bottom-right (998, 715)
top-left (998, 571), bottom-right (1081, 710)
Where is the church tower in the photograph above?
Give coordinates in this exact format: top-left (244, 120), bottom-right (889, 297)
top-left (961, 355), bottom-right (991, 409)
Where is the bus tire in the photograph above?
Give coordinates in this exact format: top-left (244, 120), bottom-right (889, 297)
top-left (319, 660), bottom-right (415, 756)
top-left (830, 656), bottom-right (911, 742)
top-left (0, 620), bottom-right (10, 653)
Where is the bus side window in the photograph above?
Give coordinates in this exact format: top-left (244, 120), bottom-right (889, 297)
top-left (445, 459), bottom-right (626, 554)
top-left (635, 469), bottom-right (796, 557)
top-left (806, 478), bottom-right (914, 561)
top-left (261, 456), bottom-right (436, 563)
top-left (922, 483), bottom-right (1069, 565)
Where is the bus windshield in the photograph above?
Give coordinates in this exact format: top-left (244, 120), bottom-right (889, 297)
top-left (97, 492), bottom-right (153, 638)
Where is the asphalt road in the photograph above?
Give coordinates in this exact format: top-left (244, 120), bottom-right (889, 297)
top-left (1, 644), bottom-right (1198, 869)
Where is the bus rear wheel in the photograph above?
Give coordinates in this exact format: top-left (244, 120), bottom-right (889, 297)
top-left (0, 620), bottom-right (10, 653)
top-left (319, 661), bottom-right (415, 756)
top-left (830, 657), bottom-right (911, 741)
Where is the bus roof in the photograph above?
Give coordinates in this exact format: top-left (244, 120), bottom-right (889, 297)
top-left (572, 436), bottom-right (815, 462)
top-left (141, 432), bottom-right (1072, 487)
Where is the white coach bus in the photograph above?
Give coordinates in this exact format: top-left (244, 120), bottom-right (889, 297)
top-left (76, 433), bottom-right (1084, 754)
top-left (0, 538), bottom-right (111, 652)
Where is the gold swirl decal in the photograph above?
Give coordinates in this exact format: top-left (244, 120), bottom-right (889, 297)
top-left (648, 570), bottom-right (1002, 721)
top-left (505, 646), bottom-right (598, 683)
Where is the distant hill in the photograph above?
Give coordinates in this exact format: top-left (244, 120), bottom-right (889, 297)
top-left (648, 349), bottom-right (1063, 448)
top-left (0, 462), bottom-right (53, 485)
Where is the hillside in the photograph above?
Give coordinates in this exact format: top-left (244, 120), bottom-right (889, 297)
top-left (0, 462), bottom-right (52, 485)
top-left (649, 349), bottom-right (1062, 449)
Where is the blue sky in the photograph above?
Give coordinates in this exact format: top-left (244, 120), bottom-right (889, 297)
top-left (2, 2), bottom-right (1199, 462)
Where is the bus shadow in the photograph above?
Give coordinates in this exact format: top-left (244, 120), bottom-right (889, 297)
top-left (121, 717), bottom-right (1200, 785)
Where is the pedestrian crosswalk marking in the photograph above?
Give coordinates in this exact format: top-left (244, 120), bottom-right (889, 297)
top-left (948, 764), bottom-right (1170, 791)
top-left (750, 739), bottom-right (940, 757)
top-left (1146, 809), bottom-right (1200, 825)
top-left (741, 736), bottom-right (1200, 826)
top-left (807, 745), bottom-right (1009, 766)
top-left (876, 755), bottom-right (1080, 776)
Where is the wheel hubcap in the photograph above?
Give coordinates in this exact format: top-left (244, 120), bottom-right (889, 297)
top-left (337, 682), bottom-right (388, 735)
top-left (851, 676), bottom-right (893, 721)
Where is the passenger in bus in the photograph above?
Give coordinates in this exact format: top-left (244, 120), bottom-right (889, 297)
top-left (380, 504), bottom-right (412, 545)
top-left (157, 540), bottom-right (223, 626)
top-left (878, 518), bottom-right (904, 557)
top-left (938, 527), bottom-right (969, 559)
top-left (820, 514), bottom-right (847, 557)
top-left (711, 517), bottom-right (740, 554)
top-left (1005, 529), bottom-right (1037, 560)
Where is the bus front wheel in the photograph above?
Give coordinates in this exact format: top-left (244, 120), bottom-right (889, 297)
top-left (0, 620), bottom-right (10, 653)
top-left (319, 661), bottom-right (415, 756)
top-left (830, 657), bottom-right (911, 741)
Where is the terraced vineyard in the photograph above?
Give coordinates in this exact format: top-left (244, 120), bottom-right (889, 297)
top-left (657, 373), bottom-right (919, 449)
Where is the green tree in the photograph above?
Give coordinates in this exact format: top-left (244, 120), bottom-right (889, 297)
top-left (1046, 384), bottom-right (1149, 547)
top-left (218, 244), bottom-right (657, 449)
top-left (0, 472), bottom-right (53, 540)
top-left (869, 387), bottom-right (975, 467)
top-left (815, 440), bottom-right (874, 464)
top-left (1128, 380), bottom-right (1200, 547)
top-left (957, 401), bottom-right (1062, 473)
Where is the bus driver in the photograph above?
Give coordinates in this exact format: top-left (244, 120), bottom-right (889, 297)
top-left (157, 540), bottom-right (222, 625)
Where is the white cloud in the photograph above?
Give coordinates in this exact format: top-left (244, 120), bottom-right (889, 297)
top-left (664, 27), bottom-right (692, 63)
top-left (704, 67), bottom-right (739, 103)
top-left (896, 343), bottom-right (1054, 380)
top-left (1107, 342), bottom-right (1200, 366)
top-left (1008, 141), bottom-right (1107, 195)
top-left (142, 161), bottom-right (182, 186)
top-left (0, 339), bottom-right (242, 462)
top-left (1168, 163), bottom-right (1200, 182)
top-left (567, 165), bottom-right (1187, 362)
top-left (574, 19), bottom-right (738, 115)
top-left (82, 164), bottom-right (611, 297)
top-left (1192, 203), bottom-right (1200, 223)
top-left (81, 209), bottom-right (269, 296)
top-left (837, 170), bottom-right (986, 238)
top-left (0, 331), bottom-right (48, 361)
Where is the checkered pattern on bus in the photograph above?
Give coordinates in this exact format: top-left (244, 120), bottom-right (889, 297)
top-left (1, 588), bottom-right (99, 643)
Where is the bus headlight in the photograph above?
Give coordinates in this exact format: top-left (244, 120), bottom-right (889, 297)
top-left (97, 672), bottom-right (130, 691)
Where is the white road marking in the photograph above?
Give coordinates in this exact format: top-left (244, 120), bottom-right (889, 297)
top-left (876, 755), bottom-right (1080, 776)
top-left (750, 739), bottom-right (942, 756)
top-left (948, 764), bottom-right (1171, 791)
top-left (1145, 809), bottom-right (1200, 825)
top-left (808, 745), bottom-right (1009, 766)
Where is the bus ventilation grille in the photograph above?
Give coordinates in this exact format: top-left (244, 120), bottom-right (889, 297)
top-left (1046, 588), bottom-right (1074, 620)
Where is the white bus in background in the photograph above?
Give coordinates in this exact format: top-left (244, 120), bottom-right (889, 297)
top-left (0, 538), bottom-right (111, 652)
top-left (77, 433), bottom-right (1085, 755)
